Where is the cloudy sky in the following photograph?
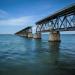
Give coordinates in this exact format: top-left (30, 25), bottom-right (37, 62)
top-left (0, 0), bottom-right (75, 34)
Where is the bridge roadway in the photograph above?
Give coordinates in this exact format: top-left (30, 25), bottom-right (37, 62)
top-left (15, 3), bottom-right (75, 41)
top-left (37, 27), bottom-right (75, 32)
top-left (33, 3), bottom-right (75, 41)
top-left (15, 26), bottom-right (33, 38)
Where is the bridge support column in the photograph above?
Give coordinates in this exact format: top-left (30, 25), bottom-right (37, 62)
top-left (22, 33), bottom-right (28, 37)
top-left (33, 32), bottom-right (41, 39)
top-left (28, 32), bottom-right (33, 38)
top-left (49, 31), bottom-right (60, 42)
top-left (24, 34), bottom-right (28, 37)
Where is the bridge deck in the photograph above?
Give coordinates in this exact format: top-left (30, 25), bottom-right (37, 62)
top-left (15, 26), bottom-right (32, 34)
top-left (36, 3), bottom-right (75, 25)
top-left (39, 27), bottom-right (75, 32)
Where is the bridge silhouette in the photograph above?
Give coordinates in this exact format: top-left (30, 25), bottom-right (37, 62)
top-left (15, 3), bottom-right (75, 41)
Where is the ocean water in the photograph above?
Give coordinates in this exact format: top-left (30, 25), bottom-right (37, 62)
top-left (0, 34), bottom-right (75, 75)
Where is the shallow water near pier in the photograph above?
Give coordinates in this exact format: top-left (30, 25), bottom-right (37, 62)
top-left (0, 34), bottom-right (75, 75)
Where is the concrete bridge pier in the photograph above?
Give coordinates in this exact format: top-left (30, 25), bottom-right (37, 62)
top-left (48, 31), bottom-right (60, 42)
top-left (24, 33), bottom-right (28, 37)
top-left (33, 32), bottom-right (41, 39)
top-left (28, 32), bottom-right (33, 38)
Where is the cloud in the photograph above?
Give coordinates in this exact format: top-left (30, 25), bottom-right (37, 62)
top-left (0, 16), bottom-right (36, 26)
top-left (0, 9), bottom-right (36, 26)
top-left (0, 9), bottom-right (9, 19)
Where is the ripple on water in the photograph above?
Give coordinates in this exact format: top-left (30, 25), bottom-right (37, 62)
top-left (0, 34), bottom-right (75, 75)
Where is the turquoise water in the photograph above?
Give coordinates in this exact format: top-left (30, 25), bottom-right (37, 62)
top-left (0, 34), bottom-right (75, 75)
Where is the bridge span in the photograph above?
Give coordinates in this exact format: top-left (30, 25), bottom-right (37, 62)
top-left (33, 3), bottom-right (75, 41)
top-left (15, 3), bottom-right (75, 42)
top-left (15, 26), bottom-right (33, 38)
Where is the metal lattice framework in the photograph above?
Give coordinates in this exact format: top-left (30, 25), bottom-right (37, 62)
top-left (36, 4), bottom-right (75, 32)
top-left (15, 26), bottom-right (32, 35)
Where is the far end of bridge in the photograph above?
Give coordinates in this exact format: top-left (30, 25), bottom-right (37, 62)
top-left (15, 3), bottom-right (75, 42)
top-left (15, 26), bottom-right (33, 38)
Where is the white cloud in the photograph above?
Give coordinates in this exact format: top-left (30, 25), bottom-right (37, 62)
top-left (0, 9), bottom-right (9, 19)
top-left (0, 9), bottom-right (36, 26)
top-left (0, 16), bottom-right (35, 26)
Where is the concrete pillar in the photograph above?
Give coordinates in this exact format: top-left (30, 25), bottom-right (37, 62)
top-left (24, 34), bottom-right (28, 37)
top-left (21, 33), bottom-right (27, 37)
top-left (33, 32), bottom-right (41, 39)
top-left (28, 32), bottom-right (33, 38)
top-left (48, 31), bottom-right (60, 42)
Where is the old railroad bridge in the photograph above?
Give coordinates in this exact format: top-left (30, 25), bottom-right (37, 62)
top-left (15, 4), bottom-right (75, 42)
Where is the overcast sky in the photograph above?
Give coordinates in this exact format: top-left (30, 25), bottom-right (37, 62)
top-left (0, 0), bottom-right (75, 34)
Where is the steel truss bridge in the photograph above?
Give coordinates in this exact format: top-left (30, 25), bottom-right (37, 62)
top-left (36, 4), bottom-right (75, 32)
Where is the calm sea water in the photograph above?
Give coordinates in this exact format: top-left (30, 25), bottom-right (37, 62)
top-left (0, 34), bottom-right (75, 75)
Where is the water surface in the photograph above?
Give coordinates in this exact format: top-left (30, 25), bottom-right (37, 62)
top-left (0, 34), bottom-right (75, 75)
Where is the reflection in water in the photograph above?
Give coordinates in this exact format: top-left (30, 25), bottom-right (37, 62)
top-left (34, 39), bottom-right (60, 65)
top-left (48, 42), bottom-right (60, 64)
top-left (33, 39), bottom-right (42, 50)
top-left (0, 35), bottom-right (75, 75)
